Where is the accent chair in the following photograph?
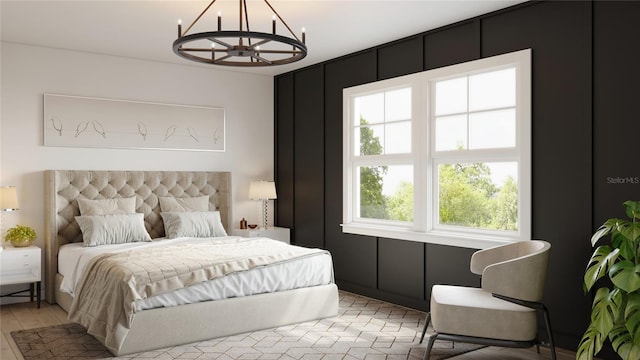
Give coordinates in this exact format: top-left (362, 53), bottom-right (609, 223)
top-left (420, 240), bottom-right (556, 360)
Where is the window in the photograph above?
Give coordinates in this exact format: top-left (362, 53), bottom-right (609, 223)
top-left (343, 49), bottom-right (531, 248)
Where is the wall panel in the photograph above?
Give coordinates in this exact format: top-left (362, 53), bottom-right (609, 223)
top-left (293, 66), bottom-right (325, 248)
top-left (274, 74), bottom-right (294, 229)
top-left (378, 36), bottom-right (423, 80)
top-left (424, 20), bottom-right (480, 70)
top-left (593, 1), bottom-right (640, 224)
top-left (593, 6), bottom-right (640, 355)
top-left (378, 238), bottom-right (424, 300)
top-left (324, 52), bottom-right (378, 288)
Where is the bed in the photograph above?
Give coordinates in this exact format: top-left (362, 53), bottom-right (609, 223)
top-left (44, 170), bottom-right (338, 356)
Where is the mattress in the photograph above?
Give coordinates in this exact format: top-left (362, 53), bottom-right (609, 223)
top-left (59, 236), bottom-right (333, 311)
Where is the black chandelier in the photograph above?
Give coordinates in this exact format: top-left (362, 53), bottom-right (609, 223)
top-left (173, 0), bottom-right (307, 67)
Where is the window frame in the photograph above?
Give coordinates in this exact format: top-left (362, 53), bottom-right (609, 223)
top-left (342, 49), bottom-right (531, 249)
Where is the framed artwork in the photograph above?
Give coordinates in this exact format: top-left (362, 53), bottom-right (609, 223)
top-left (44, 94), bottom-right (225, 151)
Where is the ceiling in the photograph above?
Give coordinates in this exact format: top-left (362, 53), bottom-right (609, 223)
top-left (1, 0), bottom-right (526, 77)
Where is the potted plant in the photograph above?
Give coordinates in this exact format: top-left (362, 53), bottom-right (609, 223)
top-left (577, 200), bottom-right (640, 360)
top-left (3, 224), bottom-right (36, 247)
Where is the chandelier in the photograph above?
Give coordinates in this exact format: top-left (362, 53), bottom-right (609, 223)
top-left (173, 0), bottom-right (307, 67)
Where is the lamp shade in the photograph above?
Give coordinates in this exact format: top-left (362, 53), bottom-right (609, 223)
top-left (0, 186), bottom-right (19, 211)
top-left (249, 181), bottom-right (277, 200)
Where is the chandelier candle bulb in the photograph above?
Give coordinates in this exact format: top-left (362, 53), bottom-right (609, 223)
top-left (302, 28), bottom-right (306, 43)
top-left (272, 15), bottom-right (276, 34)
top-left (217, 12), bottom-right (221, 31)
top-left (177, 19), bottom-right (182, 38)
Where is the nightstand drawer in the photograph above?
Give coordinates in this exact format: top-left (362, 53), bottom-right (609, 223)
top-left (1, 251), bottom-right (39, 269)
top-left (0, 247), bottom-right (42, 285)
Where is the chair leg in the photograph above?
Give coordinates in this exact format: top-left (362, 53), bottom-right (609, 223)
top-left (424, 332), bottom-right (437, 360)
top-left (492, 294), bottom-right (557, 360)
top-left (542, 304), bottom-right (557, 360)
top-left (419, 312), bottom-right (431, 344)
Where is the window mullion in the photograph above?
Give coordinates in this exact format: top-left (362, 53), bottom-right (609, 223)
top-left (466, 75), bottom-right (470, 151)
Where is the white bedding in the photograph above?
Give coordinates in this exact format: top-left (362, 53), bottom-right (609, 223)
top-left (59, 236), bottom-right (333, 311)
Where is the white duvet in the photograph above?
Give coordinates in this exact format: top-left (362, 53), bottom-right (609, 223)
top-left (59, 236), bottom-right (334, 311)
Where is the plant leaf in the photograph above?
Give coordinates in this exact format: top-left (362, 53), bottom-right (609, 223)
top-left (594, 288), bottom-right (618, 334)
top-left (577, 288), bottom-right (625, 359)
top-left (584, 246), bottom-right (619, 291)
top-left (625, 293), bottom-right (640, 347)
top-left (592, 219), bottom-right (619, 246)
top-left (576, 324), bottom-right (600, 360)
top-left (612, 231), bottom-right (636, 261)
top-left (610, 323), bottom-right (640, 360)
top-left (610, 260), bottom-right (640, 293)
top-left (623, 200), bottom-right (640, 221)
top-left (578, 286), bottom-right (620, 360)
top-left (620, 222), bottom-right (640, 243)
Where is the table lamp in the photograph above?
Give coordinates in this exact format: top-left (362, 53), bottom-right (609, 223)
top-left (0, 186), bottom-right (19, 251)
top-left (249, 181), bottom-right (277, 230)
top-left (1, 186), bottom-right (19, 212)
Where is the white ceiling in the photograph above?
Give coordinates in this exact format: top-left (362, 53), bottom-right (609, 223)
top-left (1, 0), bottom-right (526, 76)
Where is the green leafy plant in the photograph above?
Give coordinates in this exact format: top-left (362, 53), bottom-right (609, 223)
top-left (577, 200), bottom-right (640, 360)
top-left (4, 224), bottom-right (36, 244)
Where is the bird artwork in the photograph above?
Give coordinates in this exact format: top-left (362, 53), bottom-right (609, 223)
top-left (75, 121), bottom-right (88, 138)
top-left (138, 122), bottom-right (147, 141)
top-left (187, 127), bottom-right (199, 142)
top-left (92, 121), bottom-right (106, 139)
top-left (164, 125), bottom-right (176, 141)
top-left (50, 116), bottom-right (63, 136)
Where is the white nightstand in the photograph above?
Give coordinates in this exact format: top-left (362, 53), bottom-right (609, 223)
top-left (231, 226), bottom-right (290, 244)
top-left (0, 245), bottom-right (41, 308)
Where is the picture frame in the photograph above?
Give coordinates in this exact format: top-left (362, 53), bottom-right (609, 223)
top-left (43, 94), bottom-right (225, 152)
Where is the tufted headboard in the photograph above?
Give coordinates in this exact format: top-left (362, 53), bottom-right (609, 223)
top-left (44, 170), bottom-right (232, 303)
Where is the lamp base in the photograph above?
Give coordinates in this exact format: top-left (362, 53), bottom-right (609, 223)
top-left (261, 199), bottom-right (269, 230)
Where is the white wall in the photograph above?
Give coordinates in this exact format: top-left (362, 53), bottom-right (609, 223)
top-left (0, 42), bottom-right (276, 302)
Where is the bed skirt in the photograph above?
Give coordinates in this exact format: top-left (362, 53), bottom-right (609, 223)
top-left (55, 274), bottom-right (338, 356)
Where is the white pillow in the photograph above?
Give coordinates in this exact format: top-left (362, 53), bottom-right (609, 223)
top-left (77, 197), bottom-right (136, 216)
top-left (75, 213), bottom-right (152, 247)
top-left (161, 211), bottom-right (227, 239)
top-left (159, 196), bottom-right (209, 212)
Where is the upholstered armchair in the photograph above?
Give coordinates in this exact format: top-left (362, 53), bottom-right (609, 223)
top-left (420, 240), bottom-right (556, 360)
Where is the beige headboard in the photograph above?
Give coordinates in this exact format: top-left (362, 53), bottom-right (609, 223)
top-left (44, 170), bottom-right (232, 303)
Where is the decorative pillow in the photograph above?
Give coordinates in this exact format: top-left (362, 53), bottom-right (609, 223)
top-left (77, 197), bottom-right (136, 216)
top-left (161, 211), bottom-right (227, 239)
top-left (159, 196), bottom-right (209, 212)
top-left (75, 213), bottom-right (152, 247)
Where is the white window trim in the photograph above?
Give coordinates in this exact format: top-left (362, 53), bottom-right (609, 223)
top-left (342, 49), bottom-right (531, 249)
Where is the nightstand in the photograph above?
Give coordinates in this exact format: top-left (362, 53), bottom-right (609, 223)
top-left (0, 245), bottom-right (41, 308)
top-left (231, 226), bottom-right (290, 244)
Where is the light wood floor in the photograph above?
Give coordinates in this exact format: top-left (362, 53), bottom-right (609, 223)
top-left (1, 301), bottom-right (578, 360)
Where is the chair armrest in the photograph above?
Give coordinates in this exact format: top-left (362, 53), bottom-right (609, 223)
top-left (470, 242), bottom-right (521, 275)
top-left (482, 241), bottom-right (551, 302)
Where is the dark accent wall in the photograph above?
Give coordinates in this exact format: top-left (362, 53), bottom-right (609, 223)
top-left (482, 1), bottom-right (594, 347)
top-left (274, 1), bottom-right (639, 355)
top-left (593, 2), bottom-right (640, 224)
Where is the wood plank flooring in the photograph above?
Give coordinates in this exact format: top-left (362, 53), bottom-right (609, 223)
top-left (1, 301), bottom-right (578, 360)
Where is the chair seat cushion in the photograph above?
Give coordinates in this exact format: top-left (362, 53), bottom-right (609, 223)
top-left (430, 285), bottom-right (537, 341)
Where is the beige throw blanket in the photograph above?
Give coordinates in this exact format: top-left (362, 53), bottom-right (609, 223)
top-left (68, 237), bottom-right (328, 353)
